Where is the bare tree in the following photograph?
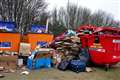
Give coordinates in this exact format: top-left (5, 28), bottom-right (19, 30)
top-left (56, 3), bottom-right (120, 31)
top-left (50, 3), bottom-right (120, 36)
top-left (0, 0), bottom-right (47, 33)
top-left (90, 10), bottom-right (120, 27)
top-left (49, 8), bottom-right (66, 36)
top-left (57, 3), bottom-right (91, 30)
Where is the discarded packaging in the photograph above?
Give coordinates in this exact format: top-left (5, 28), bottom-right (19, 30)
top-left (0, 66), bottom-right (4, 71)
top-left (0, 74), bottom-right (5, 78)
top-left (86, 67), bottom-right (93, 72)
top-left (19, 43), bottom-right (31, 56)
top-left (21, 71), bottom-right (30, 75)
top-left (50, 30), bottom-right (90, 73)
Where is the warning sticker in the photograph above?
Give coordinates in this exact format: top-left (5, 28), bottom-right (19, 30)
top-left (113, 40), bottom-right (120, 43)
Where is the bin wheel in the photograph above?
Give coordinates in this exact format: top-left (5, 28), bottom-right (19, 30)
top-left (105, 64), bottom-right (110, 71)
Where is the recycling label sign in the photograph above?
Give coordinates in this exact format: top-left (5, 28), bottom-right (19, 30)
top-left (113, 39), bottom-right (120, 43)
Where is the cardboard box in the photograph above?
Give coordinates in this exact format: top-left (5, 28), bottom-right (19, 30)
top-left (19, 43), bottom-right (31, 56)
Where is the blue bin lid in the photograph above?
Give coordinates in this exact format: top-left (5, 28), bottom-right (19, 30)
top-left (31, 25), bottom-right (46, 33)
top-left (0, 21), bottom-right (16, 32)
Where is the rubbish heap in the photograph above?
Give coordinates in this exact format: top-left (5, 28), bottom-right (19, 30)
top-left (51, 30), bottom-right (89, 73)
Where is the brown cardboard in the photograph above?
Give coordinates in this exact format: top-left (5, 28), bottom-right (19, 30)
top-left (19, 43), bottom-right (31, 56)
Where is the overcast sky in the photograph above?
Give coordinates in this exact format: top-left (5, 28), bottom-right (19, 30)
top-left (47, 0), bottom-right (120, 21)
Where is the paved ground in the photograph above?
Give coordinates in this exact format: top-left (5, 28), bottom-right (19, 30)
top-left (1, 64), bottom-right (120, 80)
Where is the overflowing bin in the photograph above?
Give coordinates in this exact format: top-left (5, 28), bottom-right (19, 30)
top-left (77, 26), bottom-right (120, 69)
